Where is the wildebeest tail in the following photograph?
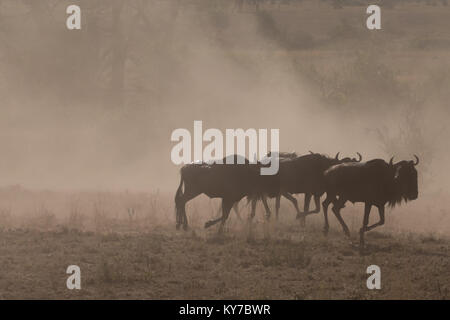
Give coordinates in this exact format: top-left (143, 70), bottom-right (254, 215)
top-left (174, 170), bottom-right (184, 224)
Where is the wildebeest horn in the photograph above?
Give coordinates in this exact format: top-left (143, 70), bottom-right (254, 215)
top-left (335, 152), bottom-right (340, 160)
top-left (356, 152), bottom-right (362, 162)
top-left (389, 156), bottom-right (394, 166)
top-left (413, 155), bottom-right (419, 166)
top-left (309, 150), bottom-right (314, 154)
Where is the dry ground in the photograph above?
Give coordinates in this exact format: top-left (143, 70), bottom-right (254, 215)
top-left (0, 187), bottom-right (448, 299)
top-left (0, 218), bottom-right (448, 300)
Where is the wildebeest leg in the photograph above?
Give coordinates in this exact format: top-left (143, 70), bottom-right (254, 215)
top-left (303, 193), bottom-right (312, 216)
top-left (246, 197), bottom-right (258, 238)
top-left (279, 192), bottom-right (301, 219)
top-left (275, 195), bottom-right (281, 219)
top-left (218, 199), bottom-right (234, 234)
top-left (359, 203), bottom-right (372, 250)
top-left (205, 199), bottom-right (227, 229)
top-left (322, 194), bottom-right (334, 236)
top-left (303, 193), bottom-right (323, 217)
top-left (215, 201), bottom-right (240, 222)
top-left (360, 204), bottom-right (385, 249)
top-left (312, 194), bottom-right (321, 214)
top-left (261, 195), bottom-right (271, 220)
top-left (248, 197), bottom-right (258, 222)
top-left (205, 199), bottom-right (234, 230)
top-left (365, 205), bottom-right (385, 232)
top-left (205, 216), bottom-right (223, 229)
top-left (331, 198), bottom-right (350, 239)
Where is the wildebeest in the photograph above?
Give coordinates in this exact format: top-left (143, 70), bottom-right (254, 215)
top-left (246, 151), bottom-right (300, 220)
top-left (174, 155), bottom-right (263, 232)
top-left (282, 151), bottom-right (362, 220)
top-left (251, 151), bottom-right (363, 224)
top-left (322, 155), bottom-right (419, 249)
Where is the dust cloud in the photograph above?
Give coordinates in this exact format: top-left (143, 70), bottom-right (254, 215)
top-left (0, 0), bottom-right (449, 234)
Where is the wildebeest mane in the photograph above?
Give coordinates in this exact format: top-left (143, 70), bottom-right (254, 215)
top-left (388, 160), bottom-right (418, 208)
top-left (362, 159), bottom-right (411, 208)
top-left (387, 190), bottom-right (406, 208)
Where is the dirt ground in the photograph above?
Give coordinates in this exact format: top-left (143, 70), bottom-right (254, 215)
top-left (0, 218), bottom-right (448, 300)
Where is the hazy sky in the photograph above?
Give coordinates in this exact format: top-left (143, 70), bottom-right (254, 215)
top-left (0, 1), bottom-right (448, 193)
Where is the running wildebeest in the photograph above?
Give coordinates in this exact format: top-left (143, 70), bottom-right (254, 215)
top-left (250, 151), bottom-right (363, 224)
top-left (174, 155), bottom-right (264, 232)
top-left (245, 151), bottom-right (299, 221)
top-left (209, 151), bottom-right (299, 222)
top-left (322, 155), bottom-right (419, 249)
top-left (277, 151), bottom-right (362, 220)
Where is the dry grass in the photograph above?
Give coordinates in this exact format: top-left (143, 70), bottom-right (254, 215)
top-left (0, 186), bottom-right (448, 299)
top-left (0, 223), bottom-right (448, 299)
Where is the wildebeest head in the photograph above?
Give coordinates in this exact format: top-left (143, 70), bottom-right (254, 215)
top-left (390, 155), bottom-right (419, 203)
top-left (307, 151), bottom-right (362, 169)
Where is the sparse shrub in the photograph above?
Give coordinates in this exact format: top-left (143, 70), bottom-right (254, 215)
top-left (294, 46), bottom-right (406, 111)
top-left (214, 281), bottom-right (227, 295)
top-left (67, 201), bottom-right (85, 230)
top-left (101, 232), bottom-right (121, 242)
top-left (421, 233), bottom-right (442, 244)
top-left (261, 243), bottom-right (309, 268)
top-left (30, 205), bottom-right (56, 230)
top-left (0, 207), bottom-right (13, 229)
top-left (99, 259), bottom-right (113, 283)
top-left (97, 257), bottom-right (129, 284)
top-left (92, 199), bottom-right (111, 233)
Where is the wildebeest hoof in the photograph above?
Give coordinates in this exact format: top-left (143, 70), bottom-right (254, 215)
top-left (296, 212), bottom-right (305, 220)
top-left (183, 224), bottom-right (188, 231)
top-left (204, 221), bottom-right (213, 229)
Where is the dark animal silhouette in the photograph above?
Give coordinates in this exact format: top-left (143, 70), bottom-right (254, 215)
top-left (322, 155), bottom-right (419, 249)
top-left (251, 152), bottom-right (362, 224)
top-left (246, 151), bottom-right (299, 220)
top-left (174, 155), bottom-right (263, 232)
top-left (280, 151), bottom-right (362, 220)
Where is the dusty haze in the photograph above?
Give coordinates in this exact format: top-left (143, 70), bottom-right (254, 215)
top-left (0, 1), bottom-right (449, 229)
top-left (0, 1), bottom-right (449, 300)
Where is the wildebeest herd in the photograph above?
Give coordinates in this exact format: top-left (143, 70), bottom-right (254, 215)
top-left (175, 151), bottom-right (419, 251)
